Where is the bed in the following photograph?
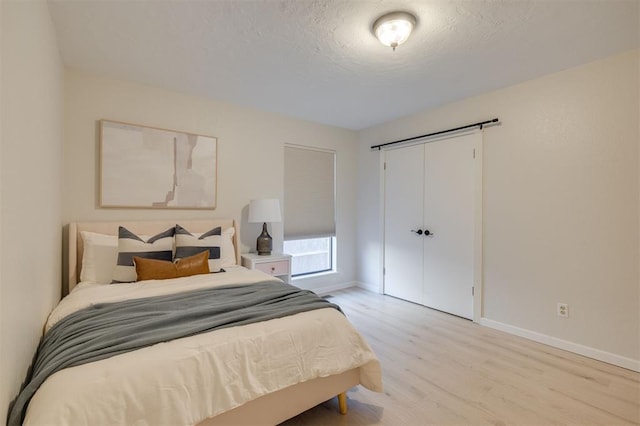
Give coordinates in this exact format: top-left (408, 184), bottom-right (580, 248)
top-left (9, 219), bottom-right (382, 425)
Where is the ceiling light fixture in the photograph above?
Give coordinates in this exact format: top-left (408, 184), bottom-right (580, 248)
top-left (373, 11), bottom-right (417, 51)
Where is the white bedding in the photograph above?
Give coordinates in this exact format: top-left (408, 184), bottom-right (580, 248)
top-left (25, 267), bottom-right (382, 425)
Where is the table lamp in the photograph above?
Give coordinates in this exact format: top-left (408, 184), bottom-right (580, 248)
top-left (248, 199), bottom-right (282, 255)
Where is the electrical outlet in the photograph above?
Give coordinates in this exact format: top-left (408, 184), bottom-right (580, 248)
top-left (557, 303), bottom-right (569, 318)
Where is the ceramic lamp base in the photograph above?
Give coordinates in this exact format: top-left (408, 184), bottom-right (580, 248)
top-left (256, 222), bottom-right (272, 255)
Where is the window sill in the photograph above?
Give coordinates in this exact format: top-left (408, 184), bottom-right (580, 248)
top-left (291, 270), bottom-right (337, 281)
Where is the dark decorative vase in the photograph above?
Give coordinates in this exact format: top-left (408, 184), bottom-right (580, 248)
top-left (256, 222), bottom-right (272, 255)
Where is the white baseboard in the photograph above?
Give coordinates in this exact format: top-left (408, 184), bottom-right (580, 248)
top-left (354, 281), bottom-right (380, 293)
top-left (480, 318), bottom-right (640, 373)
top-left (306, 281), bottom-right (356, 296)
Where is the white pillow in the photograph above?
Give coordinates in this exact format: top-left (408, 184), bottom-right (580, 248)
top-left (112, 227), bottom-right (175, 283)
top-left (175, 225), bottom-right (236, 271)
top-left (220, 227), bottom-right (236, 267)
top-left (201, 227), bottom-right (236, 267)
top-left (175, 225), bottom-right (222, 272)
top-left (80, 225), bottom-right (234, 283)
top-left (80, 231), bottom-right (118, 283)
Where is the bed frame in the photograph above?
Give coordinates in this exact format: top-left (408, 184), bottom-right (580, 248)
top-left (67, 220), bottom-right (357, 425)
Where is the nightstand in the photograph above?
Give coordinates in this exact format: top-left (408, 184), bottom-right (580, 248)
top-left (241, 253), bottom-right (292, 283)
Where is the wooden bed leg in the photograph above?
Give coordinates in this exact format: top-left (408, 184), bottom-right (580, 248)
top-left (337, 392), bottom-right (347, 415)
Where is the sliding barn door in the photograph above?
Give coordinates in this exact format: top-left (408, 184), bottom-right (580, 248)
top-left (384, 132), bottom-right (479, 319)
top-left (383, 144), bottom-right (424, 304)
top-left (422, 133), bottom-right (476, 319)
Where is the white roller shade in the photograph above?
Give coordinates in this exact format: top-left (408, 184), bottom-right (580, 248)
top-left (284, 146), bottom-right (336, 239)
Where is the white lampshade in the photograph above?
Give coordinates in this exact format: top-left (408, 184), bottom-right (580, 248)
top-left (248, 199), bottom-right (282, 223)
top-left (373, 11), bottom-right (417, 51)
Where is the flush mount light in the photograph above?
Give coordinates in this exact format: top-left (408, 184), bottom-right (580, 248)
top-left (373, 11), bottom-right (417, 51)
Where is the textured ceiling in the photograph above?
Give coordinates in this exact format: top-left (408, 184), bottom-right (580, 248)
top-left (48, 0), bottom-right (639, 130)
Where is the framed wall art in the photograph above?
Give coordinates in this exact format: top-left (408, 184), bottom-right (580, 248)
top-left (100, 120), bottom-right (217, 209)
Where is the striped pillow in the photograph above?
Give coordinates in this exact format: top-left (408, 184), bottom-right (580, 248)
top-left (174, 225), bottom-right (227, 272)
top-left (112, 226), bottom-right (175, 283)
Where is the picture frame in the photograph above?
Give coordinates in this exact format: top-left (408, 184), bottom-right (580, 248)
top-left (99, 120), bottom-right (217, 209)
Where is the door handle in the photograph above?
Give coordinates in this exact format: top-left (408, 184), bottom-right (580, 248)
top-left (424, 229), bottom-right (434, 236)
top-left (410, 229), bottom-right (423, 235)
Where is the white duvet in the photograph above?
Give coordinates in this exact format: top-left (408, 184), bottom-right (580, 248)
top-left (24, 268), bottom-right (382, 426)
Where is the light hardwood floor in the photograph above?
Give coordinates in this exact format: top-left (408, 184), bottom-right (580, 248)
top-left (282, 287), bottom-right (640, 425)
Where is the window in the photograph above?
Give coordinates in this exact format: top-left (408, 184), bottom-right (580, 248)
top-left (284, 237), bottom-right (334, 277)
top-left (283, 145), bottom-right (336, 277)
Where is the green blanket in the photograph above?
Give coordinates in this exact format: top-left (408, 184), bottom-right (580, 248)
top-left (7, 281), bottom-right (340, 426)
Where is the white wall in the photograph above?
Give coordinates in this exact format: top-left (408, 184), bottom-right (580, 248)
top-left (63, 70), bottom-right (358, 294)
top-left (0, 0), bottom-right (64, 420)
top-left (357, 50), bottom-right (639, 369)
top-left (0, 0), bottom-right (4, 417)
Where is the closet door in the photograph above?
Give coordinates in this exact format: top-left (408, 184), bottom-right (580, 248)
top-left (383, 131), bottom-right (479, 319)
top-left (383, 144), bottom-right (424, 303)
top-left (422, 133), bottom-right (476, 319)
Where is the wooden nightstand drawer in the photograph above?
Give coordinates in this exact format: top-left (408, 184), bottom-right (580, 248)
top-left (255, 260), bottom-right (289, 276)
top-left (241, 253), bottom-right (292, 283)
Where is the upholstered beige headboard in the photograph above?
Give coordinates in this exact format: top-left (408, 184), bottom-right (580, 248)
top-left (68, 220), bottom-right (240, 293)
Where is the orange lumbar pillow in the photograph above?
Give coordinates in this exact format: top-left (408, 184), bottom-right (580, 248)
top-left (133, 250), bottom-right (210, 281)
